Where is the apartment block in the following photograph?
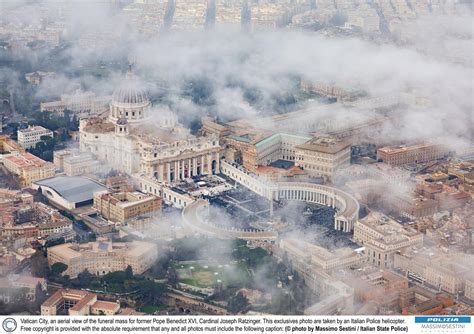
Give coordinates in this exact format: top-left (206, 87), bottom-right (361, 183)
top-left (93, 190), bottom-right (162, 224)
top-left (17, 126), bottom-right (53, 149)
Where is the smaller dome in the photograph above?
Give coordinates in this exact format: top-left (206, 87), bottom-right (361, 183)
top-left (116, 116), bottom-right (128, 125)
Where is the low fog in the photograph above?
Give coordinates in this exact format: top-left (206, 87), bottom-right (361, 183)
top-left (1, 1), bottom-right (472, 147)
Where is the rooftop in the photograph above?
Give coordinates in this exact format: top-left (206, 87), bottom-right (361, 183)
top-left (48, 240), bottom-right (156, 259)
top-left (3, 152), bottom-right (53, 169)
top-left (34, 176), bottom-right (107, 204)
top-left (42, 288), bottom-right (93, 308)
top-left (268, 159), bottom-right (295, 170)
top-left (378, 142), bottom-right (445, 154)
top-left (14, 275), bottom-right (45, 287)
top-left (18, 125), bottom-right (52, 134)
top-left (296, 135), bottom-right (350, 154)
top-left (91, 300), bottom-right (120, 311)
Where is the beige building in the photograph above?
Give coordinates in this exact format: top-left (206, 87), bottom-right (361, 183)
top-left (47, 239), bottom-right (158, 278)
top-left (13, 276), bottom-right (47, 301)
top-left (0, 152), bottom-right (55, 187)
top-left (301, 79), bottom-right (364, 101)
top-left (377, 143), bottom-right (451, 166)
top-left (93, 190), bottom-right (162, 224)
top-left (278, 238), bottom-right (356, 314)
top-left (295, 135), bottom-right (351, 181)
top-left (53, 149), bottom-right (102, 176)
top-left (464, 277), bottom-right (474, 301)
top-left (0, 135), bottom-right (25, 154)
top-left (280, 238), bottom-right (366, 272)
top-left (354, 212), bottom-right (423, 269)
top-left (41, 288), bottom-right (119, 316)
top-left (17, 125), bottom-right (53, 149)
top-left (394, 248), bottom-right (470, 295)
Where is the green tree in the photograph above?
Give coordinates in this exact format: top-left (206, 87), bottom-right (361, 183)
top-left (30, 251), bottom-right (49, 278)
top-left (227, 292), bottom-right (249, 314)
top-left (125, 265), bottom-right (133, 279)
top-left (150, 255), bottom-right (171, 279)
top-left (167, 267), bottom-right (179, 288)
top-left (50, 262), bottom-right (68, 276)
top-left (103, 270), bottom-right (127, 284)
top-left (135, 281), bottom-right (166, 306)
top-left (77, 269), bottom-right (93, 287)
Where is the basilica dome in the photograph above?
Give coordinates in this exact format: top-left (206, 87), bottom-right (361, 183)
top-left (109, 66), bottom-right (151, 123)
top-left (112, 69), bottom-right (150, 107)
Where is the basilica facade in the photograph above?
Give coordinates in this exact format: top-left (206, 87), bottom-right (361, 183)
top-left (79, 69), bottom-right (221, 183)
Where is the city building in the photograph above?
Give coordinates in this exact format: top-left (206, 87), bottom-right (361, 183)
top-left (1, 217), bottom-right (72, 240)
top-left (399, 287), bottom-right (455, 315)
top-left (464, 276), bottom-right (474, 301)
top-left (354, 212), bottom-right (423, 268)
top-left (300, 79), bottom-right (365, 102)
top-left (79, 68), bottom-right (221, 182)
top-left (365, 163), bottom-right (411, 184)
top-left (137, 174), bottom-right (196, 209)
top-left (41, 289), bottom-right (120, 316)
top-left (394, 247), bottom-right (470, 295)
top-left (388, 194), bottom-right (439, 219)
top-left (47, 239), bottom-right (158, 278)
top-left (295, 135), bottom-right (351, 181)
top-left (93, 190), bottom-right (162, 224)
top-left (222, 132), bottom-right (311, 173)
top-left (0, 275), bottom-right (47, 303)
top-left (280, 238), bottom-right (366, 272)
top-left (17, 125), bottom-right (53, 149)
top-left (0, 152), bottom-right (55, 187)
top-left (53, 149), bottom-right (103, 176)
top-left (0, 135), bottom-right (24, 155)
top-left (104, 174), bottom-right (134, 192)
top-left (417, 182), bottom-right (471, 211)
top-left (350, 269), bottom-right (408, 307)
top-left (13, 276), bottom-right (47, 301)
top-left (33, 176), bottom-right (108, 210)
top-left (0, 251), bottom-right (19, 276)
top-left (377, 143), bottom-right (451, 166)
top-left (345, 4), bottom-right (380, 33)
top-left (0, 195), bottom-right (73, 241)
top-left (256, 163), bottom-right (307, 183)
top-left (40, 91), bottom-right (111, 117)
top-left (278, 238), bottom-right (356, 315)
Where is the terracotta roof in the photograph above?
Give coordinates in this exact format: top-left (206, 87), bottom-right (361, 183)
top-left (4, 152), bottom-right (52, 169)
top-left (91, 300), bottom-right (120, 312)
top-left (69, 292), bottom-right (96, 312)
top-left (42, 288), bottom-right (94, 308)
top-left (41, 290), bottom-right (63, 307)
top-left (257, 165), bottom-right (305, 176)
